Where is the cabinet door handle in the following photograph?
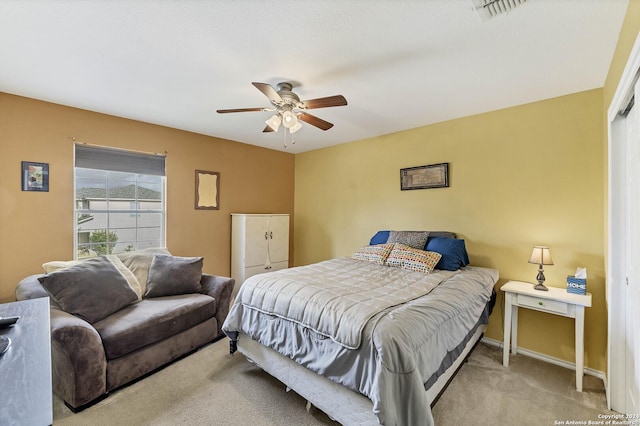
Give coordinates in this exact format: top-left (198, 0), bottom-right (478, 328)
top-left (538, 301), bottom-right (543, 306)
top-left (270, 231), bottom-right (273, 239)
top-left (265, 232), bottom-right (268, 240)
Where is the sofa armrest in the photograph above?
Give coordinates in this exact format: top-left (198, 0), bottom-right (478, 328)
top-left (16, 274), bottom-right (50, 301)
top-left (200, 274), bottom-right (234, 337)
top-left (50, 307), bottom-right (108, 408)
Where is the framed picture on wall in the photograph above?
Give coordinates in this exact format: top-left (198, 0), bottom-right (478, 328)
top-left (400, 163), bottom-right (449, 190)
top-left (195, 170), bottom-right (220, 210)
top-left (21, 161), bottom-right (49, 192)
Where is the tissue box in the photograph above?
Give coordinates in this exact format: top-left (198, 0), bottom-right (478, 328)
top-left (566, 276), bottom-right (587, 295)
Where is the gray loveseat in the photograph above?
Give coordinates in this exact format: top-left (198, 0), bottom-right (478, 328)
top-left (15, 248), bottom-right (234, 410)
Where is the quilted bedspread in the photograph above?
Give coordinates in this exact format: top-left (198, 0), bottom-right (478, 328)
top-left (234, 257), bottom-right (456, 349)
top-left (223, 258), bottom-right (499, 426)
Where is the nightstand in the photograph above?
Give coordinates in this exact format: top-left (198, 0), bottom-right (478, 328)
top-left (501, 280), bottom-right (592, 392)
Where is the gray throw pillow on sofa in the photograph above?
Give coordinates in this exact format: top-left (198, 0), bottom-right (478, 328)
top-left (145, 254), bottom-right (204, 298)
top-left (38, 256), bottom-right (139, 324)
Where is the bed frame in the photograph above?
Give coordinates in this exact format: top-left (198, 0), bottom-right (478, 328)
top-left (236, 324), bottom-right (486, 425)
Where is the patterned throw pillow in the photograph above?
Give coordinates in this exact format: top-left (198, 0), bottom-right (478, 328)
top-left (351, 243), bottom-right (394, 265)
top-left (386, 243), bottom-right (442, 273)
top-left (387, 231), bottom-right (430, 250)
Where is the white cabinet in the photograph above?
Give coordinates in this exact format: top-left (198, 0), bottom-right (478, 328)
top-left (231, 214), bottom-right (290, 297)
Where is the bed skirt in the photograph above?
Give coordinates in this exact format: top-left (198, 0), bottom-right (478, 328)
top-left (236, 324), bottom-right (487, 425)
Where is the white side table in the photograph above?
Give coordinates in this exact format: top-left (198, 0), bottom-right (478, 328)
top-left (501, 280), bottom-right (592, 392)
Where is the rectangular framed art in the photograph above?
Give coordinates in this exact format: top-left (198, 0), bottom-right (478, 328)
top-left (21, 161), bottom-right (49, 192)
top-left (195, 170), bottom-right (220, 210)
top-left (400, 162), bottom-right (449, 190)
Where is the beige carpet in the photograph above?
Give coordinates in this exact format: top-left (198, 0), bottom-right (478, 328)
top-left (53, 340), bottom-right (613, 425)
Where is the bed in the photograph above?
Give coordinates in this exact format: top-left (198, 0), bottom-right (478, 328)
top-left (223, 231), bottom-right (498, 426)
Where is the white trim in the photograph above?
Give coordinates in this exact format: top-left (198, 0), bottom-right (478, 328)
top-left (482, 337), bottom-right (606, 383)
top-left (608, 32), bottom-right (640, 122)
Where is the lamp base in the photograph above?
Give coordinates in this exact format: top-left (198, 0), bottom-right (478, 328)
top-left (534, 267), bottom-right (548, 291)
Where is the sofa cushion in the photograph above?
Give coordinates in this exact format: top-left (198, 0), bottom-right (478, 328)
top-left (117, 248), bottom-right (171, 295)
top-left (145, 255), bottom-right (204, 298)
top-left (94, 294), bottom-right (217, 360)
top-left (38, 256), bottom-right (139, 323)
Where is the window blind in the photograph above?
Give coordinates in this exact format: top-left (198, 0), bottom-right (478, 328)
top-left (75, 144), bottom-right (165, 176)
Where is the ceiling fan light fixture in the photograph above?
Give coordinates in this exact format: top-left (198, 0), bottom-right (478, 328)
top-left (290, 121), bottom-right (302, 134)
top-left (217, 81), bottom-right (346, 136)
top-left (281, 110), bottom-right (298, 129)
top-left (265, 114), bottom-right (281, 131)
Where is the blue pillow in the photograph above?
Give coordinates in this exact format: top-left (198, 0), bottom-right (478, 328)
top-left (426, 238), bottom-right (470, 271)
top-left (369, 230), bottom-right (390, 245)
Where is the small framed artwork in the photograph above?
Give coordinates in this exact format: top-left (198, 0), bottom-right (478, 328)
top-left (21, 161), bottom-right (49, 192)
top-left (195, 170), bottom-right (220, 210)
top-left (400, 162), bottom-right (449, 190)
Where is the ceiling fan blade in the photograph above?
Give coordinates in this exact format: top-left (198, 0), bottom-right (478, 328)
top-left (252, 82), bottom-right (283, 104)
top-left (262, 125), bottom-right (275, 133)
top-left (217, 107), bottom-right (264, 113)
top-left (298, 112), bottom-right (334, 131)
top-left (301, 95), bottom-right (347, 109)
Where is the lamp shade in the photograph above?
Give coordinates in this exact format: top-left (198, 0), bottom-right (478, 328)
top-left (265, 114), bottom-right (281, 131)
top-left (281, 110), bottom-right (298, 129)
top-left (289, 121), bottom-right (302, 134)
top-left (528, 246), bottom-right (554, 265)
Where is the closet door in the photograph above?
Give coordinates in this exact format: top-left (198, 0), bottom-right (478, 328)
top-left (610, 71), bottom-right (640, 414)
top-left (624, 80), bottom-right (640, 414)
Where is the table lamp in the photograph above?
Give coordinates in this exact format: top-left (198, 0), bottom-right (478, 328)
top-left (528, 246), bottom-right (553, 291)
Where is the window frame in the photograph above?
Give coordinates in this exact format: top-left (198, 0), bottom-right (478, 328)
top-left (73, 144), bottom-right (166, 259)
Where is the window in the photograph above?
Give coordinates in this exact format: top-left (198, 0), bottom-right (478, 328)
top-left (74, 144), bottom-right (166, 259)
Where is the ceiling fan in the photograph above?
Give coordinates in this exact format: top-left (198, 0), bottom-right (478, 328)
top-left (217, 82), bottom-right (347, 134)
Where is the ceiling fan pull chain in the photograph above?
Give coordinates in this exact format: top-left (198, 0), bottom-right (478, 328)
top-left (283, 127), bottom-right (287, 149)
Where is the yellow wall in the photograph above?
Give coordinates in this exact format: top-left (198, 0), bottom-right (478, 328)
top-left (295, 89), bottom-right (607, 372)
top-left (294, 0), bottom-right (640, 375)
top-left (0, 93), bottom-right (294, 302)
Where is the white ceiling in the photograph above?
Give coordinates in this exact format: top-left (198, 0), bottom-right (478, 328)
top-left (0, 0), bottom-right (629, 154)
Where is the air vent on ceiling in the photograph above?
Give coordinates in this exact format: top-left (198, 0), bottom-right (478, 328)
top-left (472, 0), bottom-right (529, 21)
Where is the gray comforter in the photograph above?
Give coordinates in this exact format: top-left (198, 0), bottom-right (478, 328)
top-left (223, 259), bottom-right (498, 426)
top-left (233, 257), bottom-right (456, 349)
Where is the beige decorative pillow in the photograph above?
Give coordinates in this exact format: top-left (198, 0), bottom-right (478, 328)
top-left (42, 260), bottom-right (84, 273)
top-left (106, 255), bottom-right (142, 300)
top-left (116, 248), bottom-right (171, 295)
